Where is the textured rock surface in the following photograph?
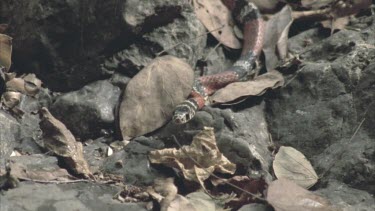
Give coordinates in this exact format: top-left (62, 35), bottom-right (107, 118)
top-left (0, 111), bottom-right (20, 168)
top-left (0, 183), bottom-right (147, 211)
top-left (50, 80), bottom-right (121, 139)
top-left (266, 16), bottom-right (375, 196)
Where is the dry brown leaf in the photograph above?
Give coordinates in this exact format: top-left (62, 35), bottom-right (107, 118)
top-left (1, 91), bottom-right (22, 109)
top-left (119, 55), bottom-right (194, 139)
top-left (273, 146), bottom-right (318, 189)
top-left (23, 73), bottom-right (42, 96)
top-left (0, 34), bottom-right (12, 71)
top-left (9, 156), bottom-right (74, 182)
top-left (193, 0), bottom-right (241, 49)
top-left (267, 179), bottom-right (338, 211)
top-left (321, 16), bottom-right (349, 33)
top-left (149, 127), bottom-right (236, 183)
top-left (210, 70), bottom-right (284, 104)
top-left (5, 77), bottom-right (26, 93)
top-left (263, 6), bottom-right (293, 71)
top-left (39, 107), bottom-right (92, 178)
top-left (211, 176), bottom-right (267, 209)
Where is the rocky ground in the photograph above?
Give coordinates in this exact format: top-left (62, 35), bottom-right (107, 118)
top-left (0, 0), bottom-right (374, 211)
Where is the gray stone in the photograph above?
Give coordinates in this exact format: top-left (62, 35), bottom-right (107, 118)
top-left (122, 136), bottom-right (165, 186)
top-left (0, 0), bottom-right (128, 91)
top-left (50, 80), bottom-right (121, 139)
top-left (266, 16), bottom-right (375, 202)
top-left (0, 182), bottom-right (147, 211)
top-left (103, 4), bottom-right (206, 77)
top-left (316, 180), bottom-right (375, 211)
top-left (0, 111), bottom-right (20, 168)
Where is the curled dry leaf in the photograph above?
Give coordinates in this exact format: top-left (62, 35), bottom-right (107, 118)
top-left (119, 55), bottom-right (194, 139)
top-left (149, 127), bottom-right (236, 183)
top-left (193, 0), bottom-right (241, 49)
top-left (39, 107), bottom-right (92, 178)
top-left (8, 156), bottom-right (74, 182)
top-left (267, 179), bottom-right (338, 211)
top-left (1, 91), bottom-right (22, 109)
top-left (210, 70), bottom-right (284, 104)
top-left (151, 178), bottom-right (178, 211)
top-left (0, 34), bottom-right (12, 71)
top-left (23, 73), bottom-right (42, 96)
top-left (263, 5), bottom-right (293, 71)
top-left (273, 146), bottom-right (318, 189)
top-left (211, 176), bottom-right (267, 210)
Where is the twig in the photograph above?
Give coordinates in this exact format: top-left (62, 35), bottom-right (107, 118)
top-left (171, 135), bottom-right (267, 202)
top-left (292, 8), bottom-right (331, 21)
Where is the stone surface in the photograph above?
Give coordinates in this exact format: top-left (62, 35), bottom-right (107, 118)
top-left (316, 180), bottom-right (375, 211)
top-left (50, 80), bottom-right (121, 139)
top-left (0, 111), bottom-right (20, 168)
top-left (0, 0), bottom-right (128, 91)
top-left (266, 14), bottom-right (375, 200)
top-left (0, 182), bottom-right (147, 211)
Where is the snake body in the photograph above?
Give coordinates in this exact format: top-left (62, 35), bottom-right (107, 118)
top-left (173, 0), bottom-right (265, 124)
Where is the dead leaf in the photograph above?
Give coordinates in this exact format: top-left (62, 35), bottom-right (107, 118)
top-left (8, 155), bottom-right (75, 181)
top-left (1, 91), bottom-right (22, 109)
top-left (210, 70), bottom-right (284, 104)
top-left (167, 195), bottom-right (198, 211)
top-left (148, 177), bottom-right (178, 211)
top-left (267, 179), bottom-right (338, 211)
top-left (263, 6), bottom-right (293, 71)
top-left (119, 55), bottom-right (194, 139)
top-left (193, 0), bottom-right (241, 49)
top-left (321, 16), bottom-right (349, 32)
top-left (273, 146), bottom-right (318, 189)
top-left (39, 107), bottom-right (92, 178)
top-left (211, 176), bottom-right (267, 210)
top-left (0, 34), bottom-right (12, 71)
top-left (23, 73), bottom-right (42, 96)
top-left (5, 77), bottom-right (26, 93)
top-left (149, 127), bottom-right (236, 183)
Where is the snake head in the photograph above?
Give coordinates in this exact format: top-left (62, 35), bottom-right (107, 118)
top-left (173, 103), bottom-right (196, 124)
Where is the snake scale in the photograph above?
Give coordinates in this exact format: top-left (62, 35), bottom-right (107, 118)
top-left (173, 0), bottom-right (265, 124)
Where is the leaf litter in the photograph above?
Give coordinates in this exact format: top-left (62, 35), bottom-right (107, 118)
top-left (119, 55), bottom-right (194, 139)
top-left (273, 146), bottom-right (319, 189)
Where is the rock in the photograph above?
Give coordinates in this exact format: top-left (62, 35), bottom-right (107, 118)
top-left (122, 136), bottom-right (165, 186)
top-left (0, 110), bottom-right (20, 168)
top-left (0, 182), bottom-right (147, 211)
top-left (50, 80), bottom-right (121, 140)
top-left (0, 0), bottom-right (128, 91)
top-left (18, 88), bottom-right (53, 147)
top-left (313, 131), bottom-right (375, 194)
top-left (154, 100), bottom-right (273, 178)
top-left (316, 180), bottom-right (375, 211)
top-left (238, 203), bottom-right (273, 211)
top-left (103, 0), bottom-right (206, 78)
top-left (266, 18), bottom-right (375, 197)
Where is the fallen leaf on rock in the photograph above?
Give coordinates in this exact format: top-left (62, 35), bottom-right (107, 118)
top-left (0, 34), bottom-right (12, 71)
top-left (267, 179), bottom-right (338, 211)
top-left (149, 127), bottom-right (236, 183)
top-left (263, 5), bottom-right (293, 71)
top-left (23, 73), bottom-right (42, 96)
top-left (119, 55), bottom-right (194, 139)
top-left (39, 107), bottom-right (92, 178)
top-left (1, 91), bottom-right (22, 109)
top-left (211, 176), bottom-right (267, 209)
top-left (8, 156), bottom-right (75, 182)
top-left (273, 146), bottom-right (318, 189)
top-left (193, 0), bottom-right (241, 49)
top-left (210, 70), bottom-right (284, 104)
